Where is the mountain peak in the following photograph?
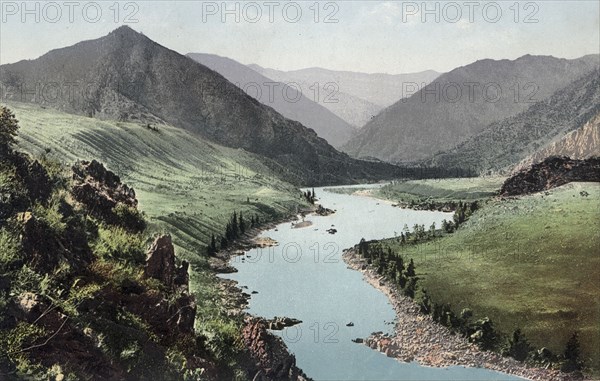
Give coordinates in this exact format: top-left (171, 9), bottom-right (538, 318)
top-left (107, 25), bottom-right (149, 43)
top-left (110, 25), bottom-right (138, 34)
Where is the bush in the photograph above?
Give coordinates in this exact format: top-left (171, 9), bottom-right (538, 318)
top-left (93, 225), bottom-right (145, 265)
top-left (0, 228), bottom-right (21, 272)
top-left (204, 319), bottom-right (242, 363)
top-left (113, 204), bottom-right (146, 233)
top-left (32, 196), bottom-right (67, 237)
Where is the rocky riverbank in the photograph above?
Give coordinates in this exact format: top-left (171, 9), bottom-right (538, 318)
top-left (212, 213), bottom-right (312, 381)
top-left (343, 249), bottom-right (584, 381)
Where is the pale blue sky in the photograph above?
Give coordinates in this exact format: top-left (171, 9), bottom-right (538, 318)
top-left (1, 1), bottom-right (598, 74)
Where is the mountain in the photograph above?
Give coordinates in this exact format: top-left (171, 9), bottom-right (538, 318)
top-left (513, 112), bottom-right (600, 172)
top-left (187, 53), bottom-right (356, 147)
top-left (342, 55), bottom-right (600, 163)
top-left (248, 64), bottom-right (440, 127)
top-left (0, 26), bottom-right (403, 186)
top-left (425, 69), bottom-right (600, 174)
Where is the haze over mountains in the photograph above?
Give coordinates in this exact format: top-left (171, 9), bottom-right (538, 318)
top-left (0, 26), bottom-right (407, 186)
top-left (187, 53), bottom-right (356, 147)
top-left (249, 64), bottom-right (440, 128)
top-left (425, 69), bottom-right (600, 174)
top-left (343, 54), bottom-right (600, 163)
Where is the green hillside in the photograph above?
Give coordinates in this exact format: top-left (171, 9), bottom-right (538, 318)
top-left (378, 181), bottom-right (600, 371)
top-left (3, 101), bottom-right (308, 354)
top-left (7, 101), bottom-right (305, 253)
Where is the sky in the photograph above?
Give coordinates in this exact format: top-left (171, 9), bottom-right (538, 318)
top-left (0, 1), bottom-right (598, 74)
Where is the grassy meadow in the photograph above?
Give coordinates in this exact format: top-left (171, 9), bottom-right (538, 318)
top-left (380, 181), bottom-right (600, 370)
top-left (377, 177), bottom-right (506, 203)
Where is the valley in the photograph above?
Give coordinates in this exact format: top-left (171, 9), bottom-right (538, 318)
top-left (1, 13), bottom-right (599, 381)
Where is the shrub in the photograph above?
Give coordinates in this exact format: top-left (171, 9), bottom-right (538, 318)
top-left (0, 228), bottom-right (21, 272)
top-left (32, 196), bottom-right (67, 237)
top-left (113, 204), bottom-right (146, 233)
top-left (93, 225), bottom-right (145, 265)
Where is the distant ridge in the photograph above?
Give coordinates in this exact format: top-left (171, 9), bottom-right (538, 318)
top-left (187, 52), bottom-right (356, 147)
top-left (249, 64), bottom-right (440, 127)
top-left (343, 54), bottom-right (599, 163)
top-left (425, 69), bottom-right (600, 174)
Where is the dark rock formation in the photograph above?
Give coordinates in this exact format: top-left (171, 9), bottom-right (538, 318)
top-left (16, 210), bottom-right (91, 273)
top-left (500, 156), bottom-right (600, 196)
top-left (242, 317), bottom-right (310, 381)
top-left (144, 235), bottom-right (176, 287)
top-left (71, 160), bottom-right (143, 231)
top-left (141, 235), bottom-right (197, 333)
top-left (315, 205), bottom-right (335, 216)
top-left (265, 317), bottom-right (302, 331)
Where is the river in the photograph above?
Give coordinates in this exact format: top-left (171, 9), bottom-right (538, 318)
top-left (221, 185), bottom-right (524, 381)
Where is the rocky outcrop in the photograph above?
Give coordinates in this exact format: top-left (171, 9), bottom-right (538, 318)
top-left (71, 160), bottom-right (142, 230)
top-left (242, 317), bottom-right (310, 381)
top-left (144, 235), bottom-right (193, 294)
top-left (314, 205), bottom-right (335, 216)
top-left (142, 235), bottom-right (197, 333)
top-left (265, 317), bottom-right (302, 331)
top-left (17, 211), bottom-right (92, 273)
top-left (144, 235), bottom-right (177, 287)
top-left (500, 156), bottom-right (600, 196)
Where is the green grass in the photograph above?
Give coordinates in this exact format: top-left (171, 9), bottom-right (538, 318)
top-left (6, 101), bottom-right (305, 251)
top-left (381, 182), bottom-right (600, 370)
top-left (377, 177), bottom-right (506, 203)
top-left (4, 101), bottom-right (307, 346)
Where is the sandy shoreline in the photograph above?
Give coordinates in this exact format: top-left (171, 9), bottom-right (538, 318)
top-left (343, 249), bottom-right (583, 381)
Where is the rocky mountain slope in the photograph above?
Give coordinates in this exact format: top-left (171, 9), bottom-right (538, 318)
top-left (342, 55), bottom-right (599, 163)
top-left (513, 112), bottom-right (600, 172)
top-left (425, 70), bottom-right (600, 174)
top-left (0, 26), bottom-right (402, 186)
top-left (187, 53), bottom-right (356, 147)
top-left (249, 64), bottom-right (439, 127)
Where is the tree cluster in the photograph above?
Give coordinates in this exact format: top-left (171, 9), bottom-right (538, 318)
top-left (207, 211), bottom-right (260, 256)
top-left (0, 106), bottom-right (19, 158)
top-left (355, 239), bottom-right (583, 372)
top-left (303, 188), bottom-right (316, 204)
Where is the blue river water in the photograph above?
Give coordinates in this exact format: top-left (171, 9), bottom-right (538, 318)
top-left (221, 185), bottom-right (525, 381)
